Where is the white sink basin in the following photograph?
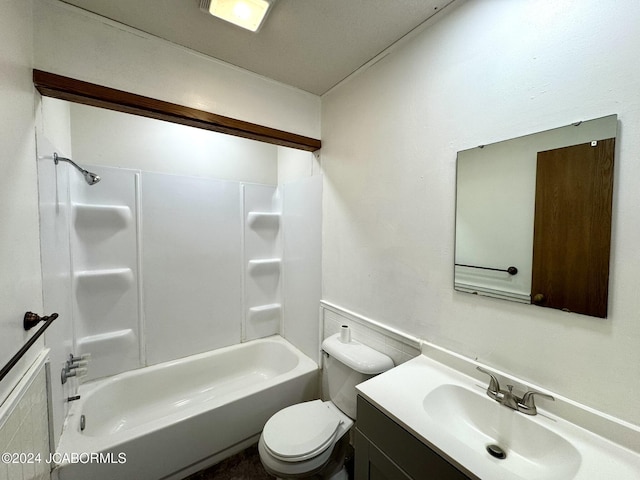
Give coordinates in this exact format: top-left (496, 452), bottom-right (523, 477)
top-left (423, 384), bottom-right (581, 480)
top-left (355, 354), bottom-right (640, 479)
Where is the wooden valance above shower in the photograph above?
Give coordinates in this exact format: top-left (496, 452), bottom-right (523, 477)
top-left (32, 69), bottom-right (321, 152)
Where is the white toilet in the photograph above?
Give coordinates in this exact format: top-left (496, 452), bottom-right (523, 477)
top-left (259, 330), bottom-right (394, 479)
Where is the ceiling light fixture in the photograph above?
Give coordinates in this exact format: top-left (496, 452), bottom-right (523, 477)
top-left (199, 0), bottom-right (275, 32)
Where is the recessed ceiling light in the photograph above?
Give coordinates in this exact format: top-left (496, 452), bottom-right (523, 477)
top-left (199, 0), bottom-right (274, 32)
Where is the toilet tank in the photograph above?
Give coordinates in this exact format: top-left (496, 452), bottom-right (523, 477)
top-left (321, 333), bottom-right (394, 419)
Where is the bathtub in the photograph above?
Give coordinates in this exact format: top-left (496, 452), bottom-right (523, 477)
top-left (53, 335), bottom-right (318, 480)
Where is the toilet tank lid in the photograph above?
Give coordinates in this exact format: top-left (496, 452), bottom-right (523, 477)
top-left (322, 333), bottom-right (394, 374)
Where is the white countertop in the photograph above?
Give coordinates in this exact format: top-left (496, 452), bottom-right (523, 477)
top-left (356, 354), bottom-right (640, 480)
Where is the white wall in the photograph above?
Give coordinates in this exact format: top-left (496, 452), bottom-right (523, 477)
top-left (0, 0), bottom-right (46, 404)
top-left (277, 147), bottom-right (321, 185)
top-left (321, 0), bottom-right (640, 426)
top-left (69, 103), bottom-right (279, 185)
top-left (33, 0), bottom-right (320, 140)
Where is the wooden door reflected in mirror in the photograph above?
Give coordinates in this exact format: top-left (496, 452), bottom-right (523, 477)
top-left (531, 139), bottom-right (615, 318)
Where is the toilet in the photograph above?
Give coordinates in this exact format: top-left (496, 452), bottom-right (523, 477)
top-left (259, 330), bottom-right (394, 479)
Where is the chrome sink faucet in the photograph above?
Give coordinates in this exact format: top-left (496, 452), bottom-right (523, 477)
top-left (477, 366), bottom-right (554, 415)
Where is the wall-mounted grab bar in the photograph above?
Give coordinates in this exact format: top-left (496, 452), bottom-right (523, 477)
top-left (0, 312), bottom-right (58, 383)
top-left (455, 264), bottom-right (518, 275)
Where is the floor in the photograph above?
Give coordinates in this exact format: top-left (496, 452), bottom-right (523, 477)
top-left (183, 444), bottom-right (274, 480)
top-left (183, 443), bottom-right (355, 480)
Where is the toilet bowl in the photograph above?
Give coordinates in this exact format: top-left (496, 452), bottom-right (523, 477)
top-left (258, 400), bottom-right (353, 479)
top-left (258, 331), bottom-right (394, 479)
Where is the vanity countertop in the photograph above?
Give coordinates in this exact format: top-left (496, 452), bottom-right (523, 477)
top-left (356, 354), bottom-right (640, 480)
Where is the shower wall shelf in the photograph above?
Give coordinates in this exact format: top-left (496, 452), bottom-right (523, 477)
top-left (247, 211), bottom-right (281, 228)
top-left (73, 203), bottom-right (132, 231)
top-left (74, 268), bottom-right (134, 296)
top-left (248, 303), bottom-right (282, 321)
top-left (248, 258), bottom-right (282, 273)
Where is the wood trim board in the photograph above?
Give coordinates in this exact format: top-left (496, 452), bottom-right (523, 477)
top-left (33, 69), bottom-right (321, 152)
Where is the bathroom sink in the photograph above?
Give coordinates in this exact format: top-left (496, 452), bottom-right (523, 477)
top-left (356, 353), bottom-right (640, 479)
top-left (422, 384), bottom-right (581, 480)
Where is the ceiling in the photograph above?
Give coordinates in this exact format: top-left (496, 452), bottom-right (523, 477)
top-left (59, 0), bottom-right (454, 96)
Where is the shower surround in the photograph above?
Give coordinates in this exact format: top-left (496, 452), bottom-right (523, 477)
top-left (38, 158), bottom-right (322, 452)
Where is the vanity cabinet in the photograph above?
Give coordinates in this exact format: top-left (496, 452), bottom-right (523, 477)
top-left (355, 396), bottom-right (472, 480)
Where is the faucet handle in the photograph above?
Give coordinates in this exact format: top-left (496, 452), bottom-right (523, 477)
top-left (518, 389), bottom-right (555, 415)
top-left (69, 353), bottom-right (91, 364)
top-left (476, 366), bottom-right (501, 400)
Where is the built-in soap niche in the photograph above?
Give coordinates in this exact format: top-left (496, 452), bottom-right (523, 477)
top-left (247, 211), bottom-right (281, 242)
top-left (74, 268), bottom-right (135, 297)
top-left (247, 304), bottom-right (282, 338)
top-left (248, 258), bottom-right (282, 274)
top-left (75, 267), bottom-right (134, 291)
top-left (74, 268), bottom-right (134, 317)
top-left (247, 211), bottom-right (281, 228)
top-left (73, 203), bottom-right (132, 241)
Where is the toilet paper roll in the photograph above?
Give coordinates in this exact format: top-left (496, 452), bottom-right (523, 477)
top-left (340, 325), bottom-right (351, 343)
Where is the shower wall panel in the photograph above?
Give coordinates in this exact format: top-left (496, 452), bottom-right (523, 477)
top-left (282, 175), bottom-right (322, 363)
top-left (70, 166), bottom-right (142, 381)
top-left (142, 172), bottom-right (242, 365)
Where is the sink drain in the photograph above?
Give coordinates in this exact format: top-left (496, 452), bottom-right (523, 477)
top-left (486, 444), bottom-right (507, 460)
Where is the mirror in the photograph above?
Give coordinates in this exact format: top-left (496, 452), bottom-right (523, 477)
top-left (454, 115), bottom-right (617, 318)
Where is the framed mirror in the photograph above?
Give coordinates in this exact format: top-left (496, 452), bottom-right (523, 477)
top-left (454, 114), bottom-right (617, 318)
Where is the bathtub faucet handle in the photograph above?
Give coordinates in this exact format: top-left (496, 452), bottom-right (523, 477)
top-left (61, 367), bottom-right (87, 384)
top-left (67, 360), bottom-right (88, 370)
top-left (69, 353), bottom-right (91, 364)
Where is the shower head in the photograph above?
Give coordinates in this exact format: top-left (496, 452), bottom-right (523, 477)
top-left (82, 170), bottom-right (101, 185)
top-left (53, 153), bottom-right (101, 185)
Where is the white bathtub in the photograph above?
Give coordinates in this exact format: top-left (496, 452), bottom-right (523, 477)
top-left (53, 335), bottom-right (318, 480)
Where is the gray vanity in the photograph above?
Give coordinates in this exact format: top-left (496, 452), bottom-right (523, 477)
top-left (355, 395), bottom-right (471, 479)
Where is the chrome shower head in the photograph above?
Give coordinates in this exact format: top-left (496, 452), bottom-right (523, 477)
top-left (53, 153), bottom-right (101, 185)
top-left (83, 170), bottom-right (101, 185)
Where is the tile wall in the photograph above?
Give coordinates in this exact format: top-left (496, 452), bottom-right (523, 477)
top-left (321, 302), bottom-right (421, 366)
top-left (0, 365), bottom-right (50, 480)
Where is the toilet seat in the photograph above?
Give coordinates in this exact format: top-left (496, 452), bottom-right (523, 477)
top-left (262, 400), bottom-right (342, 462)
